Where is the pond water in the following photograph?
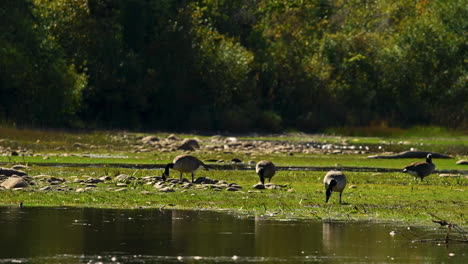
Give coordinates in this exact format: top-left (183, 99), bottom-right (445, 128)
top-left (0, 207), bottom-right (466, 263)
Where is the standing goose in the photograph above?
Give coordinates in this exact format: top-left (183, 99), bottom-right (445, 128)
top-left (323, 171), bottom-right (347, 204)
top-left (162, 155), bottom-right (209, 182)
top-left (256, 160), bottom-right (276, 185)
top-left (403, 154), bottom-right (435, 181)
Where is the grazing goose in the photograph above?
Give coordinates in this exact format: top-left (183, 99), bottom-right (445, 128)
top-left (162, 155), bottom-right (209, 182)
top-left (403, 154), bottom-right (435, 181)
top-left (323, 171), bottom-right (347, 204)
top-left (256, 160), bottom-right (276, 185)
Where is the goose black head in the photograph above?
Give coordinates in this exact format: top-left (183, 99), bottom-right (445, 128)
top-left (426, 154), bottom-right (433, 163)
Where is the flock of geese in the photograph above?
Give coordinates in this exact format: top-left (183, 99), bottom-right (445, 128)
top-left (162, 153), bottom-right (436, 204)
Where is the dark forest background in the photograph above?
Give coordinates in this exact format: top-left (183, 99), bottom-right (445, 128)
top-left (1, 0), bottom-right (466, 132)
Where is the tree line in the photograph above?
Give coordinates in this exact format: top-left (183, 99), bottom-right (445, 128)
top-left (1, 0), bottom-right (466, 131)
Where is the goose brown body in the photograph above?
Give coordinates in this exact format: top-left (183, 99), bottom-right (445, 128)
top-left (256, 160), bottom-right (276, 184)
top-left (323, 171), bottom-right (347, 204)
top-left (403, 154), bottom-right (435, 181)
top-left (163, 155), bottom-right (208, 182)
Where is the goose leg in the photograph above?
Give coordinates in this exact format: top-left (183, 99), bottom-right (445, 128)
top-left (180, 172), bottom-right (183, 180)
top-left (192, 172), bottom-right (194, 183)
top-left (339, 192), bottom-right (343, 204)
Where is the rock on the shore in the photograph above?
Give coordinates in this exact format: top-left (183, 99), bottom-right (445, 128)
top-left (1, 176), bottom-right (28, 189)
top-left (0, 167), bottom-right (27, 177)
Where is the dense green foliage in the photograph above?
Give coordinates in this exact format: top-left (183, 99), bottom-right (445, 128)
top-left (1, 0), bottom-right (466, 131)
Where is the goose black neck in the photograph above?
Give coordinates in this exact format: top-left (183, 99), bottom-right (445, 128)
top-left (164, 163), bottom-right (174, 175)
top-left (426, 155), bottom-right (432, 163)
top-left (329, 179), bottom-right (337, 188)
top-left (326, 179), bottom-right (337, 202)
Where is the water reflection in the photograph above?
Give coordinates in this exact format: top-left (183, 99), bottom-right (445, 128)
top-left (322, 222), bottom-right (346, 254)
top-left (0, 207), bottom-right (466, 263)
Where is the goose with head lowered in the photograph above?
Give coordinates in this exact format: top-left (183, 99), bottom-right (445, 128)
top-left (162, 155), bottom-right (209, 182)
top-left (323, 170), bottom-right (347, 204)
top-left (256, 160), bottom-right (276, 185)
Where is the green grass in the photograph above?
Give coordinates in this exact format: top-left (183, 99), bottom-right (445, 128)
top-left (0, 127), bottom-right (467, 227)
top-left (2, 152), bottom-right (466, 171)
top-left (1, 166), bottom-right (466, 226)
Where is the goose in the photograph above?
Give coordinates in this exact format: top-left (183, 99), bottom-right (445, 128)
top-left (256, 160), bottom-right (276, 185)
top-left (162, 155), bottom-right (209, 182)
top-left (323, 171), bottom-right (347, 204)
top-left (403, 154), bottom-right (435, 181)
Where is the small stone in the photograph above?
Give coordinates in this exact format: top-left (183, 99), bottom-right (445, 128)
top-left (99, 175), bottom-right (112, 181)
top-left (213, 183), bottom-right (229, 188)
top-left (115, 174), bottom-right (134, 183)
top-left (178, 139), bottom-right (200, 151)
top-left (439, 174), bottom-right (461, 178)
top-left (72, 143), bottom-right (86, 149)
top-left (116, 183), bottom-right (127, 187)
top-left (47, 177), bottom-right (65, 183)
top-left (39, 186), bottom-right (52, 191)
top-left (76, 188), bottom-right (86, 193)
top-left (167, 134), bottom-right (179, 140)
top-left (228, 183), bottom-right (242, 189)
top-left (180, 183), bottom-right (193, 188)
top-left (194, 177), bottom-right (217, 184)
top-left (86, 178), bottom-right (104, 184)
top-left (253, 183), bottom-right (265, 190)
top-left (168, 178), bottom-right (183, 184)
top-left (349, 185), bottom-right (358, 189)
top-left (114, 188), bottom-right (127, 192)
top-left (159, 187), bottom-right (175, 193)
top-left (265, 183), bottom-right (281, 190)
top-left (154, 182), bottom-right (166, 189)
top-left (11, 165), bottom-right (28, 170)
top-left (141, 136), bottom-right (159, 144)
top-left (226, 187), bottom-right (239, 191)
top-left (140, 191), bottom-right (152, 195)
top-left (141, 176), bottom-right (154, 181)
top-left (456, 160), bottom-right (468, 165)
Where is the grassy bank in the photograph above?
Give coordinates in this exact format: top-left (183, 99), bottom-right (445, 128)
top-left (1, 167), bottom-right (466, 225)
top-left (0, 127), bottom-right (467, 227)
